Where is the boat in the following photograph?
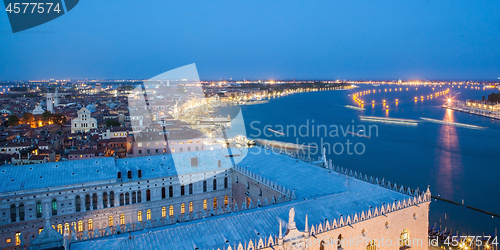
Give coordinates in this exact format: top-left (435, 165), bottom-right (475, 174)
top-left (372, 84), bottom-right (380, 87)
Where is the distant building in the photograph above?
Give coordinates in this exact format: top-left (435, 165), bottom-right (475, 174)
top-left (54, 88), bottom-right (59, 107)
top-left (95, 83), bottom-right (102, 93)
top-left (46, 93), bottom-right (53, 112)
top-left (71, 108), bottom-right (97, 133)
top-left (32, 105), bottom-right (44, 115)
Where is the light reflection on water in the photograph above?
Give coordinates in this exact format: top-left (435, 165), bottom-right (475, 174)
top-left (435, 109), bottom-right (462, 198)
top-left (218, 84), bottom-right (500, 235)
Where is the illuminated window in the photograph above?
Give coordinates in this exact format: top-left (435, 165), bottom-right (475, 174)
top-left (213, 198), bottom-right (218, 208)
top-left (108, 216), bottom-right (113, 227)
top-left (203, 199), bottom-right (207, 210)
top-left (189, 202), bottom-right (193, 213)
top-left (120, 214), bottom-right (125, 225)
top-left (36, 201), bottom-right (42, 218)
top-left (88, 219), bottom-right (93, 231)
top-left (367, 240), bottom-right (377, 250)
top-left (181, 203), bottom-right (185, 214)
top-left (137, 211), bottom-right (142, 222)
top-left (147, 209), bottom-right (151, 220)
top-left (169, 205), bottom-right (174, 216)
top-left (57, 224), bottom-right (63, 234)
top-left (224, 196), bottom-right (228, 206)
top-left (38, 228), bottom-right (43, 234)
top-left (6, 239), bottom-right (11, 243)
top-left (400, 229), bottom-right (410, 246)
top-left (15, 232), bottom-right (20, 245)
top-left (162, 207), bottom-right (166, 217)
top-left (51, 199), bottom-right (57, 215)
top-left (78, 221), bottom-right (83, 232)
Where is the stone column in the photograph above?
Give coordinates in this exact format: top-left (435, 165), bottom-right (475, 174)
top-left (114, 192), bottom-right (119, 207)
top-left (97, 194), bottom-right (103, 209)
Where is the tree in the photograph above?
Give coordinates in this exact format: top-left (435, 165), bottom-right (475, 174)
top-left (7, 115), bottom-right (20, 127)
top-left (52, 113), bottom-right (67, 125)
top-left (106, 119), bottom-right (120, 127)
top-left (22, 112), bottom-right (34, 124)
top-left (41, 111), bottom-right (52, 122)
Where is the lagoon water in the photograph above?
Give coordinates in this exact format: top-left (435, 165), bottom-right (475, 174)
top-left (220, 84), bottom-right (500, 235)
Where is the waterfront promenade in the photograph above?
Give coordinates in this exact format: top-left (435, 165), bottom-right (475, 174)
top-left (442, 100), bottom-right (500, 120)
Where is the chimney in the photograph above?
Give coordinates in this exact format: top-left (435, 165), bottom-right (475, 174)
top-left (191, 157), bottom-right (198, 167)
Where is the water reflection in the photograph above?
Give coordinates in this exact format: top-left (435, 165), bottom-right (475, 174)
top-left (435, 109), bottom-right (463, 198)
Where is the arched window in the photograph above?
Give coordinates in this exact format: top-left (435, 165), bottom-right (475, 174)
top-left (169, 205), bottom-right (174, 216)
top-left (138, 169), bottom-right (142, 178)
top-left (125, 192), bottom-right (130, 205)
top-left (119, 193), bottom-right (124, 206)
top-left (132, 191), bottom-right (137, 204)
top-left (320, 240), bottom-right (326, 250)
top-left (19, 203), bottom-right (25, 221)
top-left (162, 207), bottom-right (166, 217)
top-left (120, 214), bottom-right (125, 225)
top-left (57, 224), bottom-right (63, 234)
top-left (110, 191), bottom-right (115, 207)
top-left (78, 221), bottom-right (83, 232)
top-left (75, 195), bottom-right (81, 212)
top-left (213, 179), bottom-right (217, 191)
top-left (10, 204), bottom-right (16, 222)
top-left (137, 211), bottom-right (142, 222)
top-left (203, 199), bottom-right (207, 210)
top-left (137, 191), bottom-right (142, 202)
top-left (189, 202), bottom-right (193, 212)
top-left (52, 199), bottom-right (58, 215)
top-left (203, 181), bottom-right (207, 192)
top-left (117, 172), bottom-right (122, 179)
top-left (213, 197), bottom-right (218, 208)
top-left (400, 229), bottom-right (410, 247)
top-left (224, 196), bottom-right (228, 206)
top-left (103, 192), bottom-right (108, 208)
top-left (88, 219), bottom-right (93, 231)
top-left (127, 170), bottom-right (132, 179)
top-left (147, 209), bottom-right (151, 220)
top-left (169, 186), bottom-right (173, 197)
top-left (161, 187), bottom-right (166, 199)
top-left (36, 201), bottom-right (42, 218)
top-left (367, 240), bottom-right (377, 250)
top-left (92, 193), bottom-right (97, 209)
top-left (146, 189), bottom-right (151, 201)
top-left (259, 189), bottom-right (263, 196)
top-left (85, 194), bottom-right (91, 210)
top-left (224, 177), bottom-right (228, 188)
top-left (181, 203), bottom-right (185, 214)
top-left (108, 216), bottom-right (113, 227)
top-left (337, 234), bottom-right (343, 250)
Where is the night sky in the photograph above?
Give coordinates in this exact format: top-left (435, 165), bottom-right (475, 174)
top-left (0, 0), bottom-right (499, 81)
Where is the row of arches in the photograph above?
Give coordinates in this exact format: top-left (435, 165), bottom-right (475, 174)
top-left (318, 230), bottom-right (411, 250)
top-left (117, 169), bottom-right (143, 180)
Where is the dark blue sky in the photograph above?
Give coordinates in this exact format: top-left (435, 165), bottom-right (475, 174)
top-left (1, 0), bottom-right (499, 81)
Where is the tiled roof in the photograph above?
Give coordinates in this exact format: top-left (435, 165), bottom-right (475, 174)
top-left (70, 147), bottom-right (411, 250)
top-left (0, 150), bottom-right (234, 194)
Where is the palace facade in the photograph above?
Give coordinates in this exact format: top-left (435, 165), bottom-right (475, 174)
top-left (0, 147), bottom-right (430, 250)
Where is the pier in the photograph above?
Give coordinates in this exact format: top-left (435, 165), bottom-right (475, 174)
top-left (420, 117), bottom-right (486, 129)
top-left (443, 99), bottom-right (500, 120)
